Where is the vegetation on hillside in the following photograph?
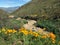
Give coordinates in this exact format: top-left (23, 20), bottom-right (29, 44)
top-left (0, 9), bottom-right (27, 29)
top-left (12, 0), bottom-right (60, 20)
top-left (0, 9), bottom-right (9, 28)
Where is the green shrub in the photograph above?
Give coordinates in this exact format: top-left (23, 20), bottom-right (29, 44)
top-left (35, 20), bottom-right (60, 35)
top-left (5, 19), bottom-right (28, 29)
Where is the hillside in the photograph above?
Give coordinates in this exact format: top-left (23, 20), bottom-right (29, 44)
top-left (12, 0), bottom-right (60, 20)
top-left (0, 9), bottom-right (9, 28)
top-left (0, 9), bottom-right (9, 18)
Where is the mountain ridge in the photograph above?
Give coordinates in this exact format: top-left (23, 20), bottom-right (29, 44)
top-left (0, 6), bottom-right (19, 13)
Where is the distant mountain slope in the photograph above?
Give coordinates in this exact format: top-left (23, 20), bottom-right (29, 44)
top-left (0, 6), bottom-right (19, 13)
top-left (0, 9), bottom-right (10, 28)
top-left (0, 9), bottom-right (9, 19)
top-left (0, 9), bottom-right (8, 15)
top-left (12, 0), bottom-right (60, 20)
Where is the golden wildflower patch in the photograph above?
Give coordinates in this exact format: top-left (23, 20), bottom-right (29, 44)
top-left (0, 28), bottom-right (60, 45)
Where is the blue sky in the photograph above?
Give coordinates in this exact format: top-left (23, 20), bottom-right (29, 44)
top-left (0, 0), bottom-right (31, 8)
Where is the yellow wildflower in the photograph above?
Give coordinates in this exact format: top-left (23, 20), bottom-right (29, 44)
top-left (49, 32), bottom-right (56, 39)
top-left (7, 29), bottom-right (13, 33)
top-left (33, 32), bottom-right (39, 37)
top-left (12, 29), bottom-right (17, 33)
top-left (20, 30), bottom-right (29, 35)
top-left (29, 30), bottom-right (33, 35)
top-left (41, 35), bottom-right (47, 39)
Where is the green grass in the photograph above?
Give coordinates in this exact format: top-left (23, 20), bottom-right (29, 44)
top-left (4, 18), bottom-right (28, 29)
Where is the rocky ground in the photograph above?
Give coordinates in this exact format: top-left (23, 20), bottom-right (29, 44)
top-left (23, 20), bottom-right (49, 35)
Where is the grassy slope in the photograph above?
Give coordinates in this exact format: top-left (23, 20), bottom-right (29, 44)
top-left (12, 0), bottom-right (60, 20)
top-left (0, 9), bottom-right (9, 28)
top-left (0, 9), bottom-right (8, 15)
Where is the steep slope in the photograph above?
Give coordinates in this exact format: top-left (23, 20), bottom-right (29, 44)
top-left (12, 0), bottom-right (60, 20)
top-left (0, 9), bottom-right (9, 28)
top-left (0, 9), bottom-right (9, 18)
